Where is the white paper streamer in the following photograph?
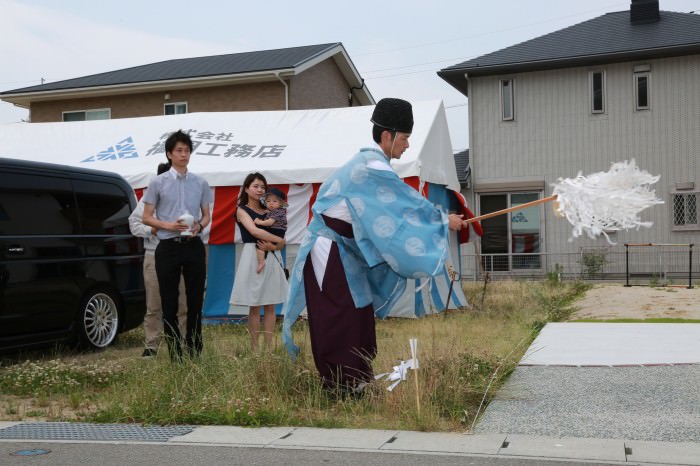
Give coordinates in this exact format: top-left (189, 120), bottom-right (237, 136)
top-left (375, 338), bottom-right (419, 391)
top-left (552, 159), bottom-right (663, 243)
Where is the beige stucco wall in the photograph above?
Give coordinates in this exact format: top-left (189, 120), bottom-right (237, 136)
top-left (29, 81), bottom-right (288, 122)
top-left (289, 58), bottom-right (352, 109)
top-left (28, 57), bottom-right (355, 122)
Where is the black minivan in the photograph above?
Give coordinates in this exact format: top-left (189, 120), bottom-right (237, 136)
top-left (0, 157), bottom-right (145, 351)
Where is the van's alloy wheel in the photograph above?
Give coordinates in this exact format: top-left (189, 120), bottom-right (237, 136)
top-left (78, 291), bottom-right (119, 348)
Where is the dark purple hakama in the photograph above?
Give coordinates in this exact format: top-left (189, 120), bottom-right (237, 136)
top-left (303, 218), bottom-right (377, 390)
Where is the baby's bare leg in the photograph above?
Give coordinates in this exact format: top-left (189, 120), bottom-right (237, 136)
top-left (256, 248), bottom-right (266, 274)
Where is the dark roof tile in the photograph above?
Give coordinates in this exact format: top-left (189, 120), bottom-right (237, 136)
top-left (453, 149), bottom-right (470, 184)
top-left (439, 10), bottom-right (700, 93)
top-left (3, 43), bottom-right (341, 94)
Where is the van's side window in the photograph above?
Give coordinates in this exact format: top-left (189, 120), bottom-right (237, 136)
top-left (72, 180), bottom-right (131, 235)
top-left (0, 173), bottom-right (78, 235)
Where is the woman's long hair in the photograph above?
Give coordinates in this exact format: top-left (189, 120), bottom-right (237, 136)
top-left (239, 172), bottom-right (267, 207)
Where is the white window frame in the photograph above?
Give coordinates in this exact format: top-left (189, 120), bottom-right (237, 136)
top-left (476, 190), bottom-right (544, 273)
top-left (164, 102), bottom-right (188, 115)
top-left (634, 72), bottom-right (651, 111)
top-left (589, 70), bottom-right (606, 114)
top-left (672, 191), bottom-right (699, 231)
top-left (62, 108), bottom-right (111, 121)
top-left (500, 79), bottom-right (514, 121)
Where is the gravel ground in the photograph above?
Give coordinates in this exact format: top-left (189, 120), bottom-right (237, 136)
top-left (475, 365), bottom-right (700, 442)
top-left (475, 286), bottom-right (700, 443)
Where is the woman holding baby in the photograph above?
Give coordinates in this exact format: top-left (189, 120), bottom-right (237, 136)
top-left (229, 172), bottom-right (288, 350)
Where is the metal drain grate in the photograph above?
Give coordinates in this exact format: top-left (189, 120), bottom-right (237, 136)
top-left (0, 422), bottom-right (193, 442)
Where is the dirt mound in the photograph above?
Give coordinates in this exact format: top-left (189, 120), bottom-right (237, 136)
top-left (571, 283), bottom-right (700, 320)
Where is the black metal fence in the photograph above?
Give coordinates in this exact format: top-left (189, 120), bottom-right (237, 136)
top-left (460, 245), bottom-right (698, 287)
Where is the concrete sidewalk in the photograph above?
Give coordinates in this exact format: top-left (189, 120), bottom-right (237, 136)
top-left (1, 421), bottom-right (700, 465)
top-left (474, 322), bottom-right (700, 463)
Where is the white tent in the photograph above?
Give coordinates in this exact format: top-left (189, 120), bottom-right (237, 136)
top-left (0, 100), bottom-right (471, 318)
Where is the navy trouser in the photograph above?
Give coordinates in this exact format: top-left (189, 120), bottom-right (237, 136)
top-left (155, 236), bottom-right (206, 359)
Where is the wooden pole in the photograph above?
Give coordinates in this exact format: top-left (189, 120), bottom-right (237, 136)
top-left (463, 194), bottom-right (558, 225)
top-left (410, 338), bottom-right (420, 415)
top-left (442, 264), bottom-right (458, 316)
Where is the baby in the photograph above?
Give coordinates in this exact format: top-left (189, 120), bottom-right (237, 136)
top-left (253, 187), bottom-right (288, 274)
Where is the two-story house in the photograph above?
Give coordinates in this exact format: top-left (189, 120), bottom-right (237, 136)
top-left (439, 0), bottom-right (700, 280)
top-left (0, 42), bottom-right (373, 123)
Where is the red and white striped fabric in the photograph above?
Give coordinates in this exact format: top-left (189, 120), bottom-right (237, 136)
top-left (137, 176), bottom-right (476, 245)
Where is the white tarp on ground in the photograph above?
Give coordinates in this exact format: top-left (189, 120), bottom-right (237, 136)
top-left (521, 323), bottom-right (700, 366)
top-left (0, 101), bottom-right (469, 318)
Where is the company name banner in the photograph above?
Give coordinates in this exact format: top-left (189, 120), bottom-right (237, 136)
top-left (0, 100), bottom-right (458, 191)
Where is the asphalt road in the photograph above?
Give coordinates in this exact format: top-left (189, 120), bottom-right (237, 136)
top-left (0, 442), bottom-right (625, 466)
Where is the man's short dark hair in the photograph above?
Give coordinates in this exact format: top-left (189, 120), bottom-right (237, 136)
top-left (157, 163), bottom-right (170, 175)
top-left (164, 130), bottom-right (193, 154)
top-left (372, 125), bottom-right (395, 144)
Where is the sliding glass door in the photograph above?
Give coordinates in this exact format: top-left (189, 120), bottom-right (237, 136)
top-left (479, 192), bottom-right (542, 272)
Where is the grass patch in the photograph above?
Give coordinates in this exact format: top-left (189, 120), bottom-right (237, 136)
top-left (0, 280), bottom-right (587, 431)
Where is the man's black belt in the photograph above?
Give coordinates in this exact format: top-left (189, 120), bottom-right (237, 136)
top-left (162, 236), bottom-right (199, 243)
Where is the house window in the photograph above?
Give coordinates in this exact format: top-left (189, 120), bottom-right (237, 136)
top-left (590, 70), bottom-right (605, 114)
top-left (165, 102), bottom-right (187, 115)
top-left (634, 72), bottom-right (650, 110)
top-left (500, 79), bottom-right (514, 121)
top-left (673, 192), bottom-right (698, 229)
top-left (478, 192), bottom-right (542, 272)
top-left (63, 109), bottom-right (110, 122)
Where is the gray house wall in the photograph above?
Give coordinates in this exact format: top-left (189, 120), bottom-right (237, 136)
top-left (464, 54), bottom-right (700, 278)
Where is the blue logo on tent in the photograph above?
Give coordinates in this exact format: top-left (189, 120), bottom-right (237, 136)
top-left (512, 212), bottom-right (528, 223)
top-left (81, 137), bottom-right (139, 162)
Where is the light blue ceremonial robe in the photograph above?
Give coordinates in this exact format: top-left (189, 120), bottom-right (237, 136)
top-left (282, 146), bottom-right (450, 357)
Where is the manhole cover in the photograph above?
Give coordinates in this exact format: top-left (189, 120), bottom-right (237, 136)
top-left (0, 423), bottom-right (193, 442)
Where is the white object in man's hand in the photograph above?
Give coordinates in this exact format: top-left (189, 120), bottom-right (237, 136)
top-left (178, 213), bottom-right (194, 236)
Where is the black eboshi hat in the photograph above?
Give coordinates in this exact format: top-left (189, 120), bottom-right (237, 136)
top-left (370, 98), bottom-right (414, 133)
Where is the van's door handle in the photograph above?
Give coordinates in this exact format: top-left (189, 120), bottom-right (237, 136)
top-left (6, 246), bottom-right (25, 256)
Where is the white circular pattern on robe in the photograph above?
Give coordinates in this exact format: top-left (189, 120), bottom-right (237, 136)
top-left (376, 185), bottom-right (397, 203)
top-left (402, 208), bottom-right (423, 226)
top-left (430, 209), bottom-right (443, 224)
top-left (325, 179), bottom-right (341, 197)
top-left (349, 197), bottom-right (365, 217)
top-left (350, 163), bottom-right (369, 184)
top-left (404, 237), bottom-right (426, 256)
top-left (382, 253), bottom-right (399, 271)
top-left (432, 233), bottom-right (446, 249)
top-left (373, 216), bottom-right (396, 238)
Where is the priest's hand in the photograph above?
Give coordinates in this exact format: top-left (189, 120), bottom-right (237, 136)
top-left (448, 213), bottom-right (464, 231)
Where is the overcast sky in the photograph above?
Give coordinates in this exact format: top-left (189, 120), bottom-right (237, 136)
top-left (2, 0), bottom-right (698, 150)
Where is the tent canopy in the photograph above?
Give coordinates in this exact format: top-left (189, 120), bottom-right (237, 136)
top-left (0, 100), bottom-right (460, 193)
top-left (0, 101), bottom-right (470, 317)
